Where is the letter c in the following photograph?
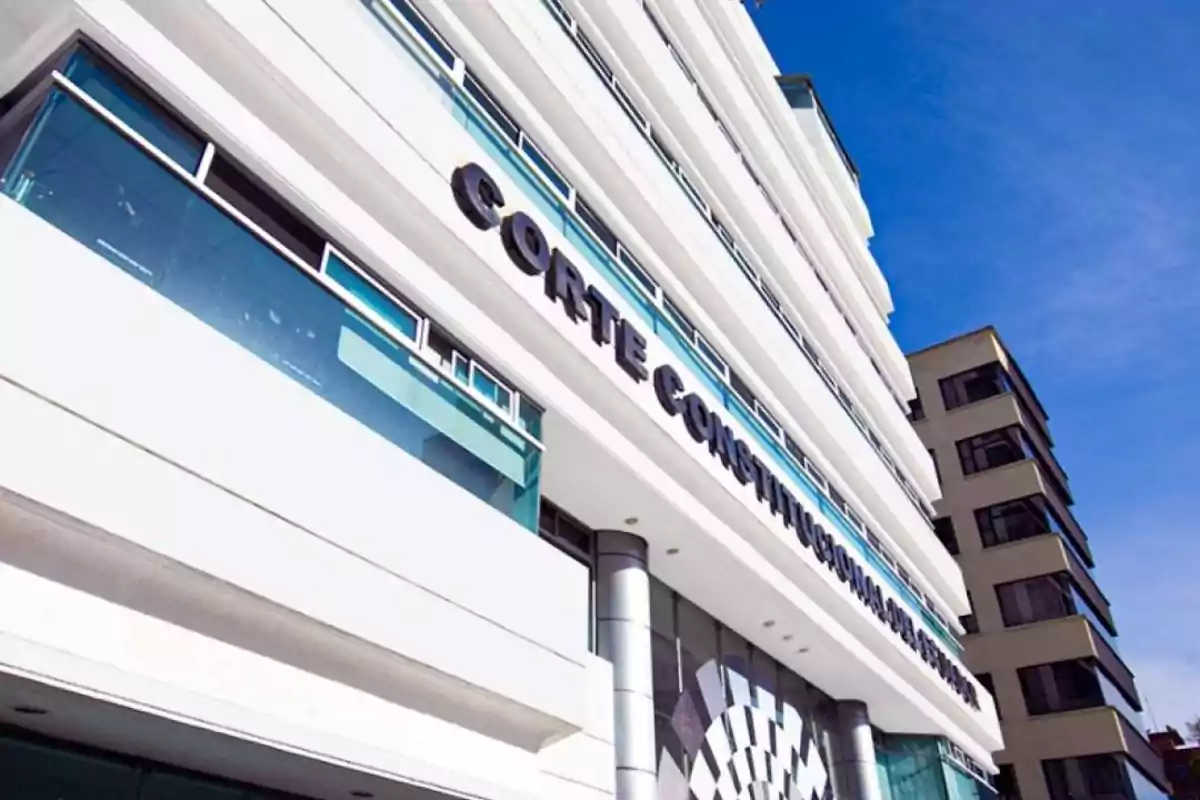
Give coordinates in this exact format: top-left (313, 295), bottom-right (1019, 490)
top-left (654, 364), bottom-right (685, 416)
top-left (452, 162), bottom-right (504, 230)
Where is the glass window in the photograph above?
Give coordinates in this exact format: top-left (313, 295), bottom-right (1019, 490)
top-left (472, 363), bottom-right (513, 413)
top-left (0, 734), bottom-right (142, 799)
top-left (957, 426), bottom-right (1029, 475)
top-left (755, 402), bottom-right (781, 440)
top-left (784, 434), bottom-right (808, 469)
top-left (761, 283), bottom-right (782, 312)
top-left (829, 487), bottom-right (848, 515)
top-left (612, 80), bottom-right (648, 131)
top-left (205, 152), bottom-right (325, 268)
top-left (729, 370), bottom-right (756, 407)
top-left (976, 496), bottom-right (1049, 547)
top-left (617, 245), bottom-right (657, 296)
top-left (520, 136), bottom-right (572, 199)
top-left (695, 334), bottom-right (728, 378)
top-left (1019, 659), bottom-right (1098, 716)
top-left (576, 30), bottom-right (613, 83)
top-left (537, 499), bottom-right (592, 565)
top-left (386, 0), bottom-right (456, 67)
top-left (325, 252), bottom-right (420, 342)
top-left (649, 128), bottom-right (677, 167)
top-left (995, 764), bottom-right (1021, 800)
top-left (463, 70), bottom-right (519, 145)
top-left (933, 517), bottom-right (959, 555)
top-left (576, 196), bottom-right (618, 254)
top-left (976, 672), bottom-right (999, 718)
top-left (996, 573), bottom-right (1073, 627)
top-left (518, 395), bottom-right (543, 439)
top-left (908, 391), bottom-right (925, 421)
top-left (1, 78), bottom-right (541, 528)
top-left (1043, 755), bottom-right (1130, 800)
top-left (713, 218), bottom-right (735, 249)
top-left (939, 361), bottom-right (1010, 410)
top-left (0, 729), bottom-right (316, 800)
top-left (677, 168), bottom-right (709, 215)
top-left (662, 296), bottom-right (696, 339)
top-left (961, 591), bottom-right (980, 634)
top-left (62, 48), bottom-right (204, 173)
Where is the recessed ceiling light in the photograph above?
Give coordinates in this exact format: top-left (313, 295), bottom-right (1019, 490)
top-left (762, 620), bottom-right (776, 628)
top-left (350, 792), bottom-right (374, 799)
top-left (666, 547), bottom-right (680, 555)
top-left (11, 705), bottom-right (47, 716)
top-left (796, 647), bottom-right (810, 655)
top-left (624, 516), bottom-right (639, 526)
top-left (782, 634), bottom-right (793, 642)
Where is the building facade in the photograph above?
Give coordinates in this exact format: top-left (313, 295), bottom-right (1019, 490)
top-left (908, 327), bottom-right (1168, 800)
top-left (0, 0), bottom-right (1001, 798)
top-left (1151, 728), bottom-right (1200, 800)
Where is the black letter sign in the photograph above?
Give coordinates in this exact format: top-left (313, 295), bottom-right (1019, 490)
top-left (452, 163), bottom-right (504, 230)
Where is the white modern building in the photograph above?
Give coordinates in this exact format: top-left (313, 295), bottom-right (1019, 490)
top-left (0, 0), bottom-right (1003, 798)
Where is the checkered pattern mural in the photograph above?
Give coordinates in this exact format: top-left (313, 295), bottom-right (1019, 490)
top-left (656, 658), bottom-right (831, 800)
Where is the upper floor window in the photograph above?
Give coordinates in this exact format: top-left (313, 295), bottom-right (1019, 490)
top-left (995, 573), bottom-right (1073, 627)
top-left (957, 426), bottom-right (1032, 476)
top-left (940, 361), bottom-right (1010, 410)
top-left (907, 390), bottom-right (926, 421)
top-left (1018, 659), bottom-right (1104, 716)
top-left (975, 672), bottom-right (999, 718)
top-left (995, 764), bottom-right (1021, 800)
top-left (960, 591), bottom-right (980, 635)
top-left (1042, 755), bottom-right (1140, 800)
top-left (933, 517), bottom-right (959, 555)
top-left (976, 496), bottom-right (1052, 547)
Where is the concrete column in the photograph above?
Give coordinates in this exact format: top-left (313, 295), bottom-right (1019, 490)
top-left (595, 530), bottom-right (657, 800)
top-left (833, 700), bottom-right (883, 800)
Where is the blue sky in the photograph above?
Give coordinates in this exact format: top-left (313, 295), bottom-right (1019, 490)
top-left (749, 1), bottom-right (1200, 732)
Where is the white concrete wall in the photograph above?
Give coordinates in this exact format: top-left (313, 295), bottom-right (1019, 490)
top-left (0, 196), bottom-right (604, 798)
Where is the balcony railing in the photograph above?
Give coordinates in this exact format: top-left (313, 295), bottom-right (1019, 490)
top-left (0, 45), bottom-right (542, 529)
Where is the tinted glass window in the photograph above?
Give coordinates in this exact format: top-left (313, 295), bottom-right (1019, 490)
top-left (996, 573), bottom-right (1073, 627)
top-left (1043, 755), bottom-right (1131, 800)
top-left (205, 152), bottom-right (324, 267)
top-left (939, 361), bottom-right (1009, 410)
top-left (63, 48), bottom-right (204, 172)
top-left (934, 517), bottom-right (959, 555)
top-left (1018, 659), bottom-right (1104, 716)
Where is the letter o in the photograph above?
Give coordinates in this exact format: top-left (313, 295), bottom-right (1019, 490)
top-left (683, 393), bottom-right (713, 444)
top-left (502, 212), bottom-right (550, 276)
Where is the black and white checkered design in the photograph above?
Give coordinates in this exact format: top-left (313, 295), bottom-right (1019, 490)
top-left (657, 658), bottom-right (830, 800)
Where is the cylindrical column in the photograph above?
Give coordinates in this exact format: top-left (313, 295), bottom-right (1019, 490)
top-left (595, 530), bottom-right (657, 800)
top-left (833, 700), bottom-right (884, 800)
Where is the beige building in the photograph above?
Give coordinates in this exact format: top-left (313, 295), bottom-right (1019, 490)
top-left (907, 327), bottom-right (1169, 800)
